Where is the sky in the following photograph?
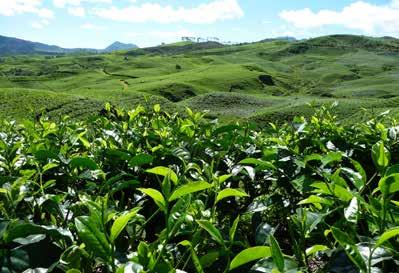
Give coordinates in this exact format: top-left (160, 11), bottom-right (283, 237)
top-left (1, 0), bottom-right (399, 49)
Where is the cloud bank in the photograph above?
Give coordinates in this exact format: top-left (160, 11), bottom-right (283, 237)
top-left (93, 0), bottom-right (244, 24)
top-left (280, 0), bottom-right (399, 36)
top-left (0, 0), bottom-right (54, 19)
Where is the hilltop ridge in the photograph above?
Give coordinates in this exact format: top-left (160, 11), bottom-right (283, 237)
top-left (0, 35), bottom-right (138, 55)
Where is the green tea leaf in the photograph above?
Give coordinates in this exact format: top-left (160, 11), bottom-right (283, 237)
top-left (138, 188), bottom-right (166, 212)
top-left (331, 227), bottom-right (367, 272)
top-left (146, 166), bottom-right (178, 185)
top-left (378, 174), bottom-right (399, 196)
top-left (230, 246), bottom-right (271, 270)
top-left (306, 245), bottom-right (329, 256)
top-left (311, 182), bottom-right (353, 202)
top-left (351, 159), bottom-right (367, 184)
top-left (128, 154), bottom-right (153, 167)
top-left (74, 216), bottom-right (111, 262)
top-left (321, 152), bottom-right (342, 166)
top-left (110, 207), bottom-right (140, 242)
top-left (331, 226), bottom-right (355, 245)
top-left (42, 162), bottom-right (58, 173)
top-left (70, 157), bottom-right (98, 170)
top-left (218, 174), bottom-right (232, 184)
top-left (216, 188), bottom-right (249, 204)
top-left (298, 195), bottom-right (333, 206)
top-left (239, 158), bottom-right (276, 170)
top-left (270, 235), bottom-right (285, 272)
top-left (196, 220), bottom-right (225, 247)
top-left (375, 227), bottom-right (399, 247)
top-left (385, 164), bottom-right (399, 176)
top-left (153, 104), bottom-right (161, 113)
top-left (372, 141), bottom-right (390, 169)
top-left (4, 223), bottom-right (73, 244)
top-left (179, 240), bottom-right (204, 273)
top-left (229, 216), bottom-right (240, 242)
top-left (199, 251), bottom-right (220, 269)
top-left (169, 181), bottom-right (212, 202)
top-left (341, 167), bottom-right (364, 191)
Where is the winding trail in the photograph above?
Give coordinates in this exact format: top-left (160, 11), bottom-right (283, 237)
top-left (99, 68), bottom-right (131, 91)
top-left (101, 68), bottom-right (139, 79)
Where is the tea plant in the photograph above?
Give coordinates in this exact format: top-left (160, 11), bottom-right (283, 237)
top-left (0, 103), bottom-right (398, 273)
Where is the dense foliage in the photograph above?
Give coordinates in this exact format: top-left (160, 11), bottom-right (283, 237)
top-left (1, 103), bottom-right (399, 273)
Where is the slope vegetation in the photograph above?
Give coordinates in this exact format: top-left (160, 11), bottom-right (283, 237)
top-left (1, 35), bottom-right (399, 122)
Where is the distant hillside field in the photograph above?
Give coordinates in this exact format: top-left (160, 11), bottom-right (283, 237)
top-left (1, 34), bottom-right (399, 122)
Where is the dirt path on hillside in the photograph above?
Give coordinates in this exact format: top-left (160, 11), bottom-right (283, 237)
top-left (99, 68), bottom-right (130, 91)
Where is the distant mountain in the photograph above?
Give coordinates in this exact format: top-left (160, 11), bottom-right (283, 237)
top-left (103, 41), bottom-right (138, 52)
top-left (0, 35), bottom-right (138, 55)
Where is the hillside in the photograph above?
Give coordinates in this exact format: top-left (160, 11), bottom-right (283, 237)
top-left (0, 35), bottom-right (138, 55)
top-left (1, 34), bottom-right (399, 122)
top-left (104, 41), bottom-right (138, 52)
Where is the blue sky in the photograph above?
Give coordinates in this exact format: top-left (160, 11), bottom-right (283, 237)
top-left (1, 0), bottom-right (398, 48)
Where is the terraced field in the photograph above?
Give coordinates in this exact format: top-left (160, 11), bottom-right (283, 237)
top-left (1, 34), bottom-right (399, 122)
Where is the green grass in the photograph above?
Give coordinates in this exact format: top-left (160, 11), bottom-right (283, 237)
top-left (1, 34), bottom-right (399, 122)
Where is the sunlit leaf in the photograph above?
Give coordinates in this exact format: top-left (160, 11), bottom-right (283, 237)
top-left (146, 166), bottom-right (178, 185)
top-left (306, 245), bottom-right (329, 256)
top-left (169, 181), bottom-right (212, 202)
top-left (216, 188), bottom-right (249, 204)
top-left (372, 141), bottom-right (390, 169)
top-left (230, 246), bottom-right (271, 270)
top-left (378, 174), bottom-right (399, 196)
top-left (138, 188), bottom-right (166, 212)
top-left (344, 197), bottom-right (359, 223)
top-left (375, 227), bottom-right (399, 247)
top-left (110, 207), bottom-right (140, 242)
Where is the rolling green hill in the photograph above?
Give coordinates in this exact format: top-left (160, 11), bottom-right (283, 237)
top-left (1, 34), bottom-right (399, 122)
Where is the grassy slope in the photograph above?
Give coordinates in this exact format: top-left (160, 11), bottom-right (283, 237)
top-left (1, 35), bottom-right (399, 122)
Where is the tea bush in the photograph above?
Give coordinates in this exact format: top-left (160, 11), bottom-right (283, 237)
top-left (1, 103), bottom-right (399, 273)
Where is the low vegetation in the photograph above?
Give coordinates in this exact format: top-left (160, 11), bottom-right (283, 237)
top-left (1, 103), bottom-right (399, 273)
top-left (1, 35), bottom-right (399, 123)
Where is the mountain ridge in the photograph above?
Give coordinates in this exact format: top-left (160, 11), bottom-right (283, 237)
top-left (0, 35), bottom-right (138, 55)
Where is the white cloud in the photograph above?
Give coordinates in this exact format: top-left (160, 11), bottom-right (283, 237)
top-left (128, 29), bottom-right (194, 39)
top-left (81, 23), bottom-right (107, 30)
top-left (93, 0), bottom-right (244, 24)
top-left (127, 29), bottom-right (196, 46)
top-left (68, 6), bottom-right (85, 17)
top-left (31, 19), bottom-right (50, 29)
top-left (0, 0), bottom-right (54, 19)
top-left (279, 0), bottom-right (399, 36)
top-left (53, 0), bottom-right (112, 8)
